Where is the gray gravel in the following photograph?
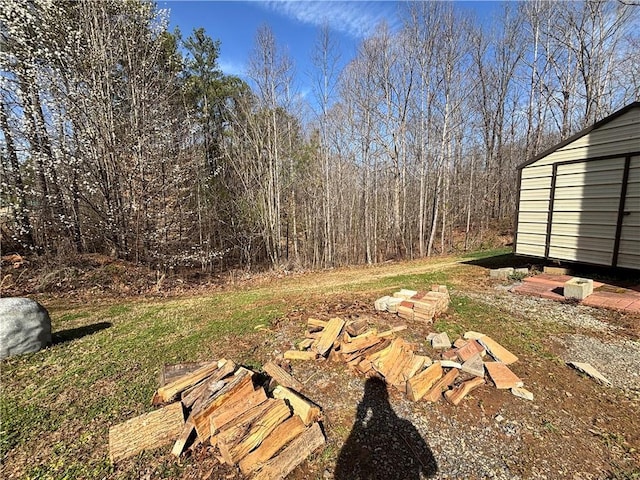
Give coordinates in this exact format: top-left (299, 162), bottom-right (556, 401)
top-left (553, 333), bottom-right (640, 394)
top-left (464, 286), bottom-right (617, 332)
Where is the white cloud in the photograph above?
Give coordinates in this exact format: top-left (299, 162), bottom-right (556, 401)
top-left (258, 1), bottom-right (401, 38)
top-left (218, 58), bottom-right (247, 77)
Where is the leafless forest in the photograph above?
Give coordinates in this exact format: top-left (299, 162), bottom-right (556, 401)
top-left (1, 1), bottom-right (638, 272)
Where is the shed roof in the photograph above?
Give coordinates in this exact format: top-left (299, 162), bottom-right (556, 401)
top-left (517, 101), bottom-right (640, 171)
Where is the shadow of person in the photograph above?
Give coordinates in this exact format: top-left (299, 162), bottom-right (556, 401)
top-left (334, 376), bottom-right (437, 480)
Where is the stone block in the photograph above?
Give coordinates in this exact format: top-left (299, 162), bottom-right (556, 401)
top-left (485, 362), bottom-right (523, 389)
top-left (564, 278), bottom-right (594, 300)
top-left (461, 353), bottom-right (485, 377)
top-left (0, 297), bottom-right (52, 359)
top-left (514, 267), bottom-right (529, 276)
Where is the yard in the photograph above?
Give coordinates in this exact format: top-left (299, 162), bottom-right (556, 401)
top-left (1, 249), bottom-right (639, 479)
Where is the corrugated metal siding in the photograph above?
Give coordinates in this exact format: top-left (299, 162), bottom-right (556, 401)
top-left (515, 170), bottom-right (551, 256)
top-left (617, 155), bottom-right (640, 269)
top-left (525, 109), bottom-right (640, 168)
top-left (546, 159), bottom-right (624, 266)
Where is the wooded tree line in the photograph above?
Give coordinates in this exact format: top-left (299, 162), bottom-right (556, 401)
top-left (1, 0), bottom-right (638, 271)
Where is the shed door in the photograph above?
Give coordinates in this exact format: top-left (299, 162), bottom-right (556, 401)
top-left (616, 155), bottom-right (640, 269)
top-left (547, 158), bottom-right (625, 266)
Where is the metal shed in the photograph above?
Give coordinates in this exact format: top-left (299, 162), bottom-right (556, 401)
top-left (514, 101), bottom-right (640, 270)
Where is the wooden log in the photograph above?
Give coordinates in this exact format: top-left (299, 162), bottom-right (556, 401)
top-left (263, 361), bottom-right (305, 392)
top-left (384, 344), bottom-right (416, 387)
top-left (171, 419), bottom-right (196, 457)
top-left (345, 318), bottom-right (369, 337)
top-left (377, 325), bottom-right (407, 338)
top-left (373, 338), bottom-right (412, 380)
top-left (272, 385), bottom-right (321, 425)
top-left (359, 338), bottom-right (392, 362)
top-left (444, 377), bottom-right (485, 406)
top-left (182, 360), bottom-right (237, 409)
top-left (252, 422), bottom-right (326, 480)
top-left (284, 350), bottom-right (318, 361)
top-left (158, 361), bottom-right (211, 387)
top-left (314, 317), bottom-right (345, 356)
top-left (366, 340), bottom-right (393, 362)
top-left (357, 358), bottom-right (373, 373)
top-left (404, 355), bottom-right (428, 381)
top-left (423, 368), bottom-right (459, 402)
top-left (407, 362), bottom-right (443, 402)
top-left (238, 415), bottom-right (306, 476)
top-left (218, 399), bottom-right (291, 465)
top-left (109, 402), bottom-right (184, 462)
top-left (297, 339), bottom-right (314, 350)
top-left (152, 360), bottom-right (223, 405)
top-left (307, 318), bottom-right (328, 332)
top-left (340, 334), bottom-right (382, 355)
top-left (210, 386), bottom-right (268, 435)
top-left (305, 330), bottom-right (322, 339)
top-left (192, 367), bottom-right (253, 441)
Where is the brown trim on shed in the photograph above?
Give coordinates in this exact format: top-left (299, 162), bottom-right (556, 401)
top-left (544, 163), bottom-right (558, 258)
top-left (612, 155), bottom-right (632, 267)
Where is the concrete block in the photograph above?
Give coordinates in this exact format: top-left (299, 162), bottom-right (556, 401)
top-left (489, 267), bottom-right (514, 280)
top-left (514, 267), bottom-right (529, 276)
top-left (564, 277), bottom-right (594, 300)
top-left (431, 332), bottom-right (451, 350)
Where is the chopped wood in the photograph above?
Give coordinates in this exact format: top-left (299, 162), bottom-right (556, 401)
top-left (171, 420), bottom-right (196, 457)
top-left (109, 401), bottom-right (184, 462)
top-left (444, 377), bottom-right (485, 405)
top-left (152, 360), bottom-right (223, 405)
top-left (361, 338), bottom-right (392, 361)
top-left (158, 361), bottom-right (211, 387)
top-left (378, 325), bottom-right (407, 337)
top-left (384, 347), bottom-right (416, 387)
top-left (272, 385), bottom-right (321, 425)
top-left (263, 361), bottom-right (305, 392)
top-left (297, 338), bottom-right (314, 350)
top-left (366, 340), bottom-right (393, 362)
top-left (252, 422), bottom-right (326, 480)
top-left (314, 317), bottom-right (345, 356)
top-left (357, 358), bottom-right (373, 373)
top-left (346, 318), bottom-right (369, 336)
top-left (424, 368), bottom-right (459, 402)
top-left (284, 350), bottom-right (318, 361)
top-left (477, 336), bottom-right (518, 365)
top-left (182, 360), bottom-right (237, 409)
top-left (372, 338), bottom-right (411, 380)
top-left (238, 415), bottom-right (306, 475)
top-left (217, 399), bottom-right (291, 465)
top-left (192, 367), bottom-right (253, 441)
top-left (340, 333), bottom-right (382, 355)
top-left (307, 318), bottom-right (328, 332)
top-left (305, 330), bottom-right (322, 339)
top-left (407, 362), bottom-right (443, 402)
top-left (210, 386), bottom-right (268, 435)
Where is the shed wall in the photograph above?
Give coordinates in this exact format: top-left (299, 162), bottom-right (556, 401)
top-left (515, 106), bottom-right (640, 268)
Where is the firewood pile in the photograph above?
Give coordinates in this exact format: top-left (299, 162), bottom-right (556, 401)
top-left (108, 359), bottom-right (325, 479)
top-left (283, 285), bottom-right (532, 405)
top-left (374, 285), bottom-right (451, 322)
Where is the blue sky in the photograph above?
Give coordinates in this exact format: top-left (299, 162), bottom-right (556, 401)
top-left (163, 1), bottom-right (502, 96)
